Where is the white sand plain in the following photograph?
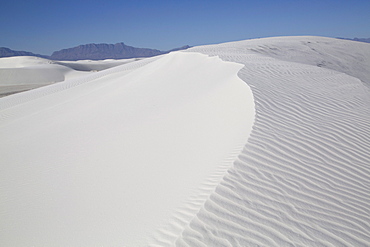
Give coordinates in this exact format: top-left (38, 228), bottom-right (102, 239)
top-left (0, 56), bottom-right (136, 97)
top-left (1, 36), bottom-right (370, 246)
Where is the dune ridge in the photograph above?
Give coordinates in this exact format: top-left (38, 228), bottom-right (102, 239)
top-left (1, 36), bottom-right (369, 246)
top-left (174, 37), bottom-right (370, 246)
top-left (0, 55), bottom-right (160, 122)
top-left (0, 52), bottom-right (254, 246)
top-left (0, 56), bottom-right (141, 98)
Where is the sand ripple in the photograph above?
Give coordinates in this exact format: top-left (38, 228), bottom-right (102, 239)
top-left (176, 37), bottom-right (370, 246)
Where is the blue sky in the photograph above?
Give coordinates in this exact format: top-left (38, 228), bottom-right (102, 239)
top-left (1, 0), bottom-right (370, 55)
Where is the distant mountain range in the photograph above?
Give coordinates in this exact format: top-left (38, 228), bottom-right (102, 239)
top-left (2, 38), bottom-right (369, 61)
top-left (0, 43), bottom-right (191, 61)
top-left (336, 37), bottom-right (370, 43)
top-left (0, 47), bottom-right (49, 59)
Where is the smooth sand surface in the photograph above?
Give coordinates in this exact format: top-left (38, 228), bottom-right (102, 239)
top-left (0, 56), bottom-right (138, 97)
top-left (0, 52), bottom-right (254, 246)
top-left (1, 36), bottom-right (370, 246)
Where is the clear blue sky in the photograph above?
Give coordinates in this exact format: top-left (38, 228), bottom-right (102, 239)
top-left (1, 0), bottom-right (369, 55)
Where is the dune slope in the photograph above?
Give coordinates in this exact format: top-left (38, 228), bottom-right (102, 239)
top-left (175, 37), bottom-right (370, 246)
top-left (1, 36), bottom-right (369, 246)
top-left (0, 56), bottom-right (138, 97)
top-left (0, 52), bottom-right (254, 246)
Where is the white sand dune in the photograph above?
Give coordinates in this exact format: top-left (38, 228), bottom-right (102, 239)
top-left (54, 58), bottom-right (142, 72)
top-left (1, 36), bottom-right (370, 246)
top-left (0, 52), bottom-right (254, 246)
top-left (175, 36), bottom-right (370, 246)
top-left (0, 56), bottom-right (136, 97)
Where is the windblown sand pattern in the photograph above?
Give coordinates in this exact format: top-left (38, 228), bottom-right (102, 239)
top-left (1, 37), bottom-right (370, 246)
top-left (175, 37), bottom-right (370, 246)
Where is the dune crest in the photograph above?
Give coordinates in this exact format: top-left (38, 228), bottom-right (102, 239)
top-left (1, 36), bottom-right (370, 246)
top-left (0, 52), bottom-right (254, 246)
top-left (0, 56), bottom-right (139, 97)
top-left (174, 36), bottom-right (370, 246)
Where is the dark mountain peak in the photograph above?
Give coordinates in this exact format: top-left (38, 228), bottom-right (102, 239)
top-left (114, 42), bottom-right (126, 46)
top-left (49, 42), bottom-right (189, 61)
top-left (50, 42), bottom-right (165, 60)
top-left (0, 43), bottom-right (190, 61)
top-left (0, 47), bottom-right (48, 59)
